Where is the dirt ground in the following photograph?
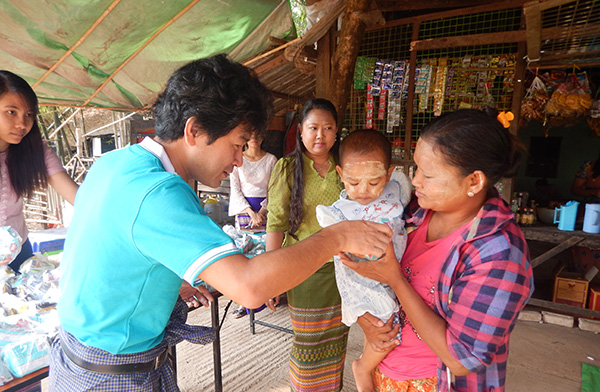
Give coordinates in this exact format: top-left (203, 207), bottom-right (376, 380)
top-left (39, 294), bottom-right (599, 391)
top-left (171, 296), bottom-right (600, 392)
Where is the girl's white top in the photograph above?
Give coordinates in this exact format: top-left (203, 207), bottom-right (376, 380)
top-left (228, 153), bottom-right (277, 216)
top-left (316, 171), bottom-right (412, 326)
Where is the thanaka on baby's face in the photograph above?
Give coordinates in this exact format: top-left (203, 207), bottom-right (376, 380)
top-left (336, 150), bottom-right (394, 205)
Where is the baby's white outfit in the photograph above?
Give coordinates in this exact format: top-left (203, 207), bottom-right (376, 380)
top-left (316, 171), bottom-right (411, 327)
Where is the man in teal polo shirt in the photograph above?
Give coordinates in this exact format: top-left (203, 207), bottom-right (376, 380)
top-left (50, 54), bottom-right (392, 391)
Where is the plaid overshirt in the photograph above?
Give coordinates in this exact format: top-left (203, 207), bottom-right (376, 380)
top-left (405, 189), bottom-right (534, 392)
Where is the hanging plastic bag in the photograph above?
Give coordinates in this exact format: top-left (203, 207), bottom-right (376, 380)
top-left (521, 75), bottom-right (549, 125)
top-left (545, 72), bottom-right (592, 127)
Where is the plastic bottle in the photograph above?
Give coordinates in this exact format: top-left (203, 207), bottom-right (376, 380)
top-left (204, 195), bottom-right (222, 224)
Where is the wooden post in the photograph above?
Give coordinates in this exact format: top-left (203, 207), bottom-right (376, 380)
top-left (315, 27), bottom-right (333, 99)
top-left (502, 12), bottom-right (528, 202)
top-left (329, 0), bottom-right (383, 126)
top-left (405, 21), bottom-right (420, 160)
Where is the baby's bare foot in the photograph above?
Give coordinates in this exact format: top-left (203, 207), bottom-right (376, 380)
top-left (352, 359), bottom-right (375, 392)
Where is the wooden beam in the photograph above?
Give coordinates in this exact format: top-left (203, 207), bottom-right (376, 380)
top-left (370, 0), bottom-right (529, 31)
top-left (329, 0), bottom-right (383, 126)
top-left (270, 90), bottom-right (306, 102)
top-left (375, 0), bottom-right (497, 13)
top-left (404, 21), bottom-right (419, 160)
top-left (527, 298), bottom-right (600, 319)
top-left (523, 0), bottom-right (576, 13)
top-left (531, 236), bottom-right (585, 269)
top-left (523, 6), bottom-right (542, 61)
top-left (503, 13), bottom-right (528, 202)
top-left (243, 37), bottom-right (302, 67)
top-left (410, 23), bottom-right (600, 52)
top-left (411, 30), bottom-right (526, 51)
top-left (316, 27), bottom-right (333, 98)
top-left (253, 54), bottom-right (288, 76)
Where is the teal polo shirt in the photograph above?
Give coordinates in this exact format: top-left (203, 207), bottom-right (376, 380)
top-left (58, 138), bottom-right (239, 354)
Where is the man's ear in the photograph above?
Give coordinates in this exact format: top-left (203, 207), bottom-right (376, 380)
top-left (183, 117), bottom-right (198, 146)
top-left (336, 165), bottom-right (344, 179)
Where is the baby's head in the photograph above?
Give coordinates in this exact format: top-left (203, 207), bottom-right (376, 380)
top-left (337, 129), bottom-right (394, 205)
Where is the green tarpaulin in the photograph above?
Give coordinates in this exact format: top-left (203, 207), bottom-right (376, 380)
top-left (0, 0), bottom-right (296, 109)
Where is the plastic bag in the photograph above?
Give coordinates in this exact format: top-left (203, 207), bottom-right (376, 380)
top-left (0, 227), bottom-right (22, 266)
top-left (521, 75), bottom-right (549, 125)
top-left (0, 318), bottom-right (51, 378)
top-left (545, 73), bottom-right (592, 126)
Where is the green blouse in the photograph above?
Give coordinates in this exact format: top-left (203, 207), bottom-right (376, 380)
top-left (266, 153), bottom-right (343, 252)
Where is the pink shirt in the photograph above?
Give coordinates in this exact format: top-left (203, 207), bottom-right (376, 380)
top-left (378, 211), bottom-right (466, 381)
top-left (0, 143), bottom-right (66, 244)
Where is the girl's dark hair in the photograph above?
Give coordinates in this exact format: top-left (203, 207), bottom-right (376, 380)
top-left (0, 70), bottom-right (48, 198)
top-left (339, 129), bottom-right (392, 168)
top-left (153, 54), bottom-right (273, 143)
top-left (284, 98), bottom-right (338, 239)
top-left (420, 107), bottom-right (525, 187)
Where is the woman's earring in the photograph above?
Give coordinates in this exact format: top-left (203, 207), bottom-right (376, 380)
top-left (467, 191), bottom-right (475, 197)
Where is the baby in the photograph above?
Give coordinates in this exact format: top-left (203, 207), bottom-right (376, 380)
top-left (316, 129), bottom-right (411, 392)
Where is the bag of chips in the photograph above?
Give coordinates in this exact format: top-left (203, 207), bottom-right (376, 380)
top-left (521, 75), bottom-right (549, 125)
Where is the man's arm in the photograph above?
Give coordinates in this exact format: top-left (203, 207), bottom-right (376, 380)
top-left (198, 220), bottom-right (392, 308)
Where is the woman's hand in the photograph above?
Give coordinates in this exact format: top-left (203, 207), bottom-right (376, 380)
top-left (247, 210), bottom-right (265, 228)
top-left (339, 242), bottom-right (402, 286)
top-left (357, 313), bottom-right (400, 352)
top-left (265, 294), bottom-right (281, 311)
top-left (180, 281), bottom-right (214, 308)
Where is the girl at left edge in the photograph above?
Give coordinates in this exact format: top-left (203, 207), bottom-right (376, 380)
top-left (0, 70), bottom-right (79, 272)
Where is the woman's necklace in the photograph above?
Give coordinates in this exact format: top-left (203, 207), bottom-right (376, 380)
top-left (313, 160), bottom-right (330, 174)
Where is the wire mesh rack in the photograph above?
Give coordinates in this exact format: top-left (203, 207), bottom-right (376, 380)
top-left (344, 7), bottom-right (522, 161)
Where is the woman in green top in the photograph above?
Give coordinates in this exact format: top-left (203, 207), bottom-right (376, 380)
top-left (266, 98), bottom-right (347, 391)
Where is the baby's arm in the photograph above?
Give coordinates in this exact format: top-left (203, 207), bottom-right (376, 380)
top-left (316, 204), bottom-right (343, 228)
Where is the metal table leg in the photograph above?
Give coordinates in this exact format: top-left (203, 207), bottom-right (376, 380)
top-left (211, 295), bottom-right (222, 392)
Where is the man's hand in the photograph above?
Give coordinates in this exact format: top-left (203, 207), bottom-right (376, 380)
top-left (180, 281), bottom-right (214, 308)
top-left (333, 220), bottom-right (392, 259)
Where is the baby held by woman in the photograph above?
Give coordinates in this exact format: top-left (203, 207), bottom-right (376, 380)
top-left (317, 129), bottom-right (411, 391)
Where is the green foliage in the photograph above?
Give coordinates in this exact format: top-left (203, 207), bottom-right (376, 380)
top-left (289, 0), bottom-right (307, 37)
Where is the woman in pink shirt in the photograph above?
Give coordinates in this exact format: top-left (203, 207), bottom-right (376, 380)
top-left (344, 108), bottom-right (533, 392)
top-left (0, 70), bottom-right (78, 271)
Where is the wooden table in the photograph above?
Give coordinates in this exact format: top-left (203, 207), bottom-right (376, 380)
top-left (0, 296), bottom-right (225, 392)
top-left (520, 224), bottom-right (600, 318)
top-left (520, 225), bottom-right (600, 268)
top-left (0, 367), bottom-right (48, 392)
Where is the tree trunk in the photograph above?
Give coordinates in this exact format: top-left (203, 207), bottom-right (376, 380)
top-left (329, 0), bottom-right (382, 127)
